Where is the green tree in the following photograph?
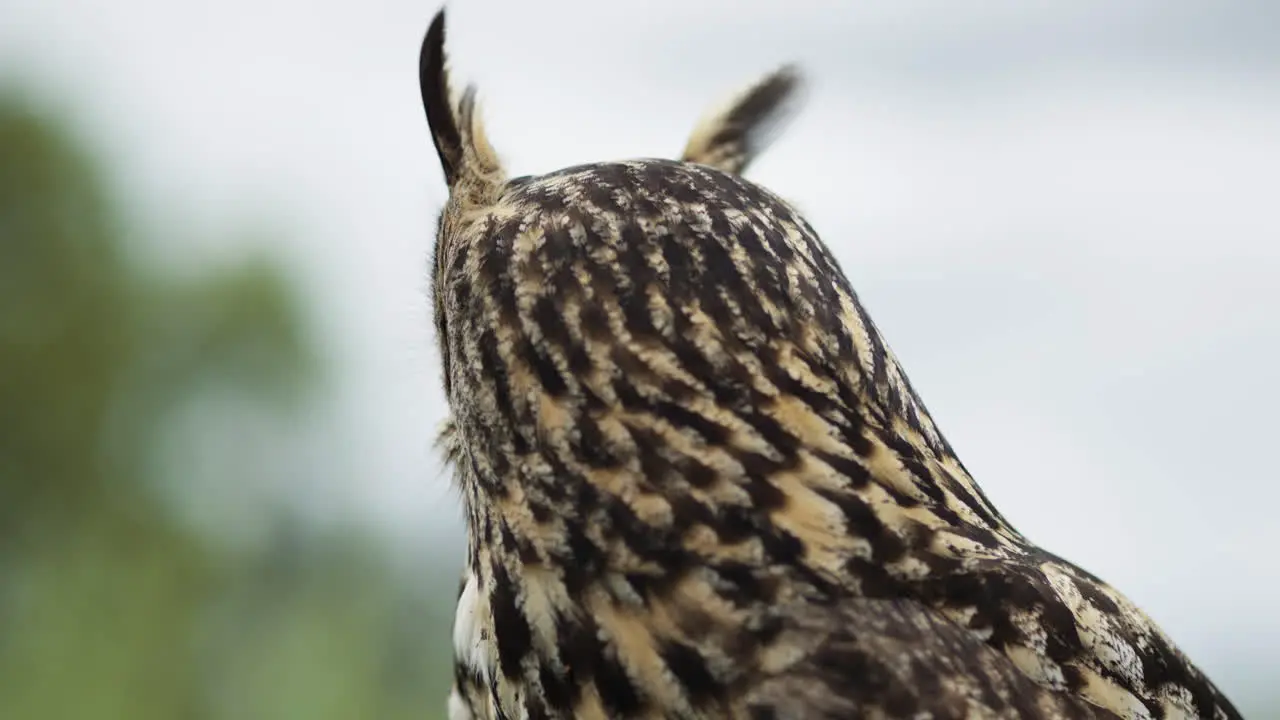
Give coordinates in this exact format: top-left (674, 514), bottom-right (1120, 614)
top-left (0, 87), bottom-right (459, 720)
top-left (0, 90), bottom-right (315, 718)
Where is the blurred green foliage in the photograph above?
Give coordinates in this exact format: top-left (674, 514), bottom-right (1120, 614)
top-left (0, 93), bottom-right (452, 718)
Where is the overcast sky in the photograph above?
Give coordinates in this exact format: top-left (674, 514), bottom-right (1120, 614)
top-left (3, 0), bottom-right (1277, 707)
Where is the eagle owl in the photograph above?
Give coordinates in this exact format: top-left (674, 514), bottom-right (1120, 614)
top-left (419, 10), bottom-right (1240, 720)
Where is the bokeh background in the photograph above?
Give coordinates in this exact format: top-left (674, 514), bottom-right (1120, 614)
top-left (2, 0), bottom-right (1277, 717)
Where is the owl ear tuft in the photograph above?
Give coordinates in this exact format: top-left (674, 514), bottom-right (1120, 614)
top-left (420, 9), bottom-right (505, 197)
top-left (681, 65), bottom-right (806, 176)
top-left (420, 10), bottom-right (462, 187)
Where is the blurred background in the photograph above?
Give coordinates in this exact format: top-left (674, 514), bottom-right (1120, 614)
top-left (1, 0), bottom-right (1277, 717)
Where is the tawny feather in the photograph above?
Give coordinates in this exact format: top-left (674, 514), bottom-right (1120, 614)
top-left (419, 9), bottom-right (1240, 720)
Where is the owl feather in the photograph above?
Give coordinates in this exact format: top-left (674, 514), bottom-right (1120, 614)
top-left (420, 9), bottom-right (1240, 720)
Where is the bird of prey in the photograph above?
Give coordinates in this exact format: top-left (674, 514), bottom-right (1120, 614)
top-left (419, 9), bottom-right (1241, 720)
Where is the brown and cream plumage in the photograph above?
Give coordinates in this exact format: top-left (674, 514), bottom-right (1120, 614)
top-left (419, 9), bottom-right (1240, 720)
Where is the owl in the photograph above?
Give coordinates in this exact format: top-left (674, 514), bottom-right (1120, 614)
top-left (419, 9), bottom-right (1241, 720)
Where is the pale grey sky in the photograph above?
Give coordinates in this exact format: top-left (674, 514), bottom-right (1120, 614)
top-left (3, 0), bottom-right (1277, 708)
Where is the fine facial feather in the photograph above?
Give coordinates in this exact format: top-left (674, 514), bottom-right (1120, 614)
top-left (419, 9), bottom-right (1240, 720)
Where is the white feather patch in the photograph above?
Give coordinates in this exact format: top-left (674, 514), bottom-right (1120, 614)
top-left (453, 569), bottom-right (494, 687)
